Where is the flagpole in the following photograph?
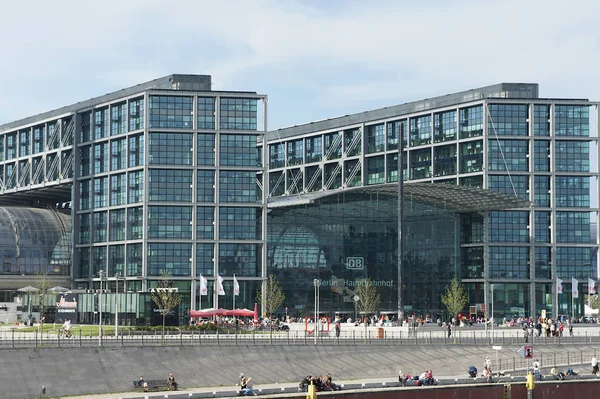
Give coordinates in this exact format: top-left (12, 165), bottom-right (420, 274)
top-left (233, 275), bottom-right (236, 310)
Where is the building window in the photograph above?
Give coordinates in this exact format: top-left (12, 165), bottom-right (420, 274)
top-left (197, 207), bottom-right (214, 239)
top-left (556, 212), bottom-right (592, 243)
top-left (459, 106), bottom-right (483, 138)
top-left (128, 171), bottom-right (144, 204)
top-left (533, 140), bottom-right (550, 172)
top-left (535, 247), bottom-right (552, 279)
top-left (269, 142), bottom-right (285, 168)
top-left (93, 143), bottom-right (109, 174)
top-left (218, 243), bottom-right (260, 277)
top-left (219, 207), bottom-right (262, 240)
top-left (488, 139), bottom-right (528, 171)
top-left (19, 129), bottom-right (30, 157)
top-left (93, 177), bottom-right (108, 208)
top-left (434, 110), bottom-right (457, 143)
top-left (110, 173), bottom-right (127, 206)
top-left (149, 96), bottom-right (193, 129)
top-left (32, 125), bottom-right (45, 154)
top-left (555, 141), bottom-right (589, 172)
top-left (127, 243), bottom-right (143, 276)
top-left (219, 134), bottom-right (259, 167)
top-left (109, 209), bottom-right (126, 242)
top-left (488, 104), bottom-right (528, 136)
top-left (534, 211), bottom-right (551, 243)
top-left (197, 170), bottom-right (215, 203)
top-left (111, 139), bottom-right (127, 171)
top-left (460, 140), bottom-right (483, 173)
top-left (92, 246), bottom-right (107, 276)
top-left (148, 243), bottom-right (192, 276)
top-left (324, 132), bottom-right (342, 160)
top-left (94, 108), bottom-right (109, 140)
top-left (555, 176), bottom-right (590, 207)
top-left (344, 128), bottom-right (361, 156)
top-left (488, 175), bottom-right (528, 200)
top-left (196, 243), bottom-right (214, 276)
top-left (128, 97), bottom-right (144, 131)
top-left (111, 102), bottom-right (127, 136)
top-left (79, 180), bottom-right (90, 210)
top-left (128, 134), bottom-right (144, 168)
top-left (197, 97), bottom-right (216, 129)
top-left (460, 213), bottom-right (483, 243)
top-left (366, 156), bottom-right (385, 184)
top-left (108, 245), bottom-right (125, 276)
top-left (433, 145), bottom-right (457, 177)
top-left (410, 115), bottom-right (432, 146)
top-left (489, 211), bottom-right (529, 243)
top-left (366, 124), bottom-right (385, 154)
top-left (534, 176), bottom-right (550, 207)
top-left (219, 98), bottom-right (257, 130)
top-left (461, 246), bottom-right (484, 278)
top-left (148, 132), bottom-right (193, 165)
top-left (287, 139), bottom-right (304, 166)
top-left (6, 133), bottom-right (16, 160)
top-left (305, 136), bottom-right (322, 163)
top-left (197, 134), bottom-right (215, 166)
top-left (534, 105), bottom-right (550, 136)
top-left (127, 207), bottom-right (143, 240)
top-left (286, 168), bottom-right (302, 194)
top-left (148, 206), bottom-right (192, 239)
top-left (556, 247), bottom-right (596, 278)
top-left (409, 148), bottom-right (431, 179)
top-left (93, 212), bottom-right (107, 243)
top-left (79, 214), bottom-right (90, 244)
top-left (490, 246), bottom-right (529, 278)
top-left (148, 169), bottom-right (192, 202)
top-left (219, 171), bottom-right (258, 203)
top-left (555, 105), bottom-right (590, 137)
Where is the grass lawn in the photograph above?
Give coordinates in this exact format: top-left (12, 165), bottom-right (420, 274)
top-left (15, 324), bottom-right (134, 336)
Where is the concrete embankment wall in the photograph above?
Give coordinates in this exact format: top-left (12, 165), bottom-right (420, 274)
top-left (0, 344), bottom-right (594, 399)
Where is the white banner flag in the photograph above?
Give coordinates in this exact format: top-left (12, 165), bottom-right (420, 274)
top-left (199, 274), bottom-right (208, 296)
top-left (572, 277), bottom-right (579, 299)
top-left (557, 278), bottom-right (563, 294)
top-left (217, 275), bottom-right (226, 296)
top-left (233, 275), bottom-right (240, 296)
top-left (589, 278), bottom-right (596, 295)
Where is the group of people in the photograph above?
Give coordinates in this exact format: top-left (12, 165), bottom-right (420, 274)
top-left (398, 370), bottom-right (435, 386)
top-left (299, 373), bottom-right (341, 392)
top-left (135, 373), bottom-right (178, 392)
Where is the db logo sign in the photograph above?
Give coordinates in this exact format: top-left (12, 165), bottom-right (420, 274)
top-left (346, 257), bottom-right (364, 270)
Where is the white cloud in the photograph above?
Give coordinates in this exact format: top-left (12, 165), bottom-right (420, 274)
top-left (0, 0), bottom-right (599, 128)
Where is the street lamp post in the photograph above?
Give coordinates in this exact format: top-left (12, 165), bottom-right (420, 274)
top-left (98, 270), bottom-right (104, 346)
top-left (313, 279), bottom-right (321, 344)
top-left (491, 284), bottom-right (495, 344)
top-left (114, 273), bottom-right (123, 337)
top-left (353, 295), bottom-right (360, 323)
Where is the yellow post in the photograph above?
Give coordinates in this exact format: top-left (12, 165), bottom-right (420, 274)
top-left (526, 371), bottom-right (535, 396)
top-left (306, 381), bottom-right (317, 399)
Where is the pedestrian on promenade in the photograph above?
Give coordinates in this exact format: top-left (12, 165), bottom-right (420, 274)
top-left (484, 356), bottom-right (492, 373)
top-left (446, 323), bottom-right (451, 338)
top-left (592, 356), bottom-right (598, 375)
top-left (523, 327), bottom-right (529, 343)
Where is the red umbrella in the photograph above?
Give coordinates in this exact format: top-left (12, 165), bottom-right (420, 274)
top-left (253, 303), bottom-right (259, 325)
top-left (224, 308), bottom-right (254, 317)
top-left (190, 308), bottom-right (228, 318)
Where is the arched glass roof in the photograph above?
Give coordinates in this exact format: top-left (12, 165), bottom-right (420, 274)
top-left (0, 207), bottom-right (71, 277)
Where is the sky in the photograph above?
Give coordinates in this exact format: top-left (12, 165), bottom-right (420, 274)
top-left (0, 0), bottom-right (599, 130)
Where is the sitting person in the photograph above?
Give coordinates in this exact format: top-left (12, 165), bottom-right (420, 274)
top-left (325, 373), bottom-right (340, 391)
top-left (483, 367), bottom-right (493, 383)
top-left (398, 370), bottom-right (407, 387)
top-left (566, 368), bottom-right (578, 376)
top-left (167, 373), bottom-right (178, 391)
top-left (136, 376), bottom-right (148, 391)
top-left (240, 377), bottom-right (257, 396)
top-left (299, 375), bottom-right (311, 392)
top-left (468, 366), bottom-right (478, 378)
top-left (550, 367), bottom-right (565, 380)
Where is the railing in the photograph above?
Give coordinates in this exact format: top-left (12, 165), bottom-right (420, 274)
top-left (3, 327), bottom-right (600, 356)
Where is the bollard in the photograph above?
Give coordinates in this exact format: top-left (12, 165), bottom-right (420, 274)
top-left (306, 381), bottom-right (317, 399)
top-left (504, 383), bottom-right (511, 399)
top-left (525, 371), bottom-right (535, 398)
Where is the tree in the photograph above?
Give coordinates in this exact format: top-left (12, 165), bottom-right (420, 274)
top-left (256, 274), bottom-right (285, 317)
top-left (441, 277), bottom-right (468, 322)
top-left (34, 272), bottom-right (52, 324)
top-left (355, 278), bottom-right (382, 315)
top-left (150, 272), bottom-right (181, 343)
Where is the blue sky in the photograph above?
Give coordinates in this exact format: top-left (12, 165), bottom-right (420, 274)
top-left (0, 0), bottom-right (599, 130)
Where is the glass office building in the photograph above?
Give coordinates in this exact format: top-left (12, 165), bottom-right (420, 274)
top-left (1, 79), bottom-right (598, 322)
top-left (0, 75), bottom-right (268, 323)
top-left (266, 83), bottom-right (600, 319)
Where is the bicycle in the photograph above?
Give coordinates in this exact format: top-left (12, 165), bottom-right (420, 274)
top-left (58, 328), bottom-right (72, 338)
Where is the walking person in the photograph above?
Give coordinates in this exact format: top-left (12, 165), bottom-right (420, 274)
top-left (447, 323), bottom-right (451, 338)
top-left (592, 356), bottom-right (598, 375)
top-left (523, 327), bottom-right (529, 343)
